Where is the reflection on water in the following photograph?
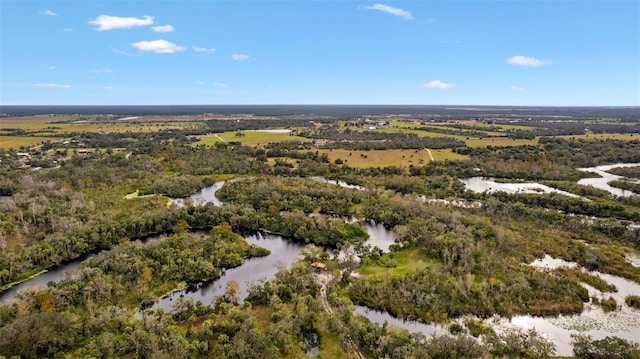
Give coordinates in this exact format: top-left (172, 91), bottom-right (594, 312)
top-left (169, 181), bottom-right (225, 207)
top-left (500, 254), bottom-right (640, 356)
top-left (144, 232), bottom-right (305, 313)
top-left (354, 305), bottom-right (443, 337)
top-left (0, 259), bottom-right (85, 304)
top-left (361, 220), bottom-right (395, 253)
top-left (460, 177), bottom-right (583, 198)
top-left (577, 163), bottom-right (640, 197)
top-left (311, 177), bottom-right (366, 191)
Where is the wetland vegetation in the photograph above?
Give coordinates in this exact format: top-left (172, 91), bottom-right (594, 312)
top-left (1, 105), bottom-right (640, 358)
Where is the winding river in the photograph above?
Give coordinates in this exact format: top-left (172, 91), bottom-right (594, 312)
top-left (0, 259), bottom-right (85, 304)
top-left (460, 177), bottom-right (584, 198)
top-left (8, 178), bottom-right (637, 355)
top-left (494, 255), bottom-right (640, 356)
top-left (577, 163), bottom-right (640, 197)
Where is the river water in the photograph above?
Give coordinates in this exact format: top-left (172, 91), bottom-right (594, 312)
top-left (143, 232), bottom-right (306, 312)
top-left (0, 259), bottom-right (84, 304)
top-left (354, 306), bottom-right (443, 337)
top-left (460, 177), bottom-right (584, 198)
top-left (494, 255), bottom-right (640, 356)
top-left (168, 180), bottom-right (225, 207)
top-left (11, 178), bottom-right (637, 355)
top-left (577, 163), bottom-right (640, 197)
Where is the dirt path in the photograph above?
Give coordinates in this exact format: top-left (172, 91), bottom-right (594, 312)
top-left (214, 134), bottom-right (227, 143)
top-left (316, 274), bottom-right (365, 359)
top-left (425, 148), bottom-right (434, 162)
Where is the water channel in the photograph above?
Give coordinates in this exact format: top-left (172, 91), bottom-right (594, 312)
top-left (460, 177), bottom-right (584, 198)
top-left (7, 178), bottom-right (636, 355)
top-left (577, 163), bottom-right (640, 197)
top-left (495, 255), bottom-right (640, 356)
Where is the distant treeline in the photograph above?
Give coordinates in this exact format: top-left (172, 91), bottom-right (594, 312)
top-left (3, 105), bottom-right (638, 120)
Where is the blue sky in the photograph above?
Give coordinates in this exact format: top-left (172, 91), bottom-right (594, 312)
top-left (1, 1), bottom-right (638, 106)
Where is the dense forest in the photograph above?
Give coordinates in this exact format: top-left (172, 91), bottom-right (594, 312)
top-left (1, 112), bottom-right (640, 358)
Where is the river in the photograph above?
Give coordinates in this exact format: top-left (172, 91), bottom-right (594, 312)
top-left (0, 259), bottom-right (84, 304)
top-left (577, 163), bottom-right (640, 197)
top-left (143, 232), bottom-right (306, 312)
top-left (460, 177), bottom-right (584, 198)
top-left (354, 306), bottom-right (443, 337)
top-left (168, 180), bottom-right (225, 207)
top-left (493, 255), bottom-right (640, 356)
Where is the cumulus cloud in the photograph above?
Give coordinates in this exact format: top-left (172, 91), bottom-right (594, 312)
top-left (506, 55), bottom-right (552, 67)
top-left (40, 10), bottom-right (57, 16)
top-left (424, 80), bottom-right (455, 90)
top-left (213, 82), bottom-right (228, 87)
top-left (152, 25), bottom-right (174, 33)
top-left (130, 40), bottom-right (185, 53)
top-left (364, 4), bottom-right (413, 19)
top-left (231, 54), bottom-right (250, 61)
top-left (510, 85), bottom-right (526, 91)
top-left (90, 15), bottom-right (154, 31)
top-left (33, 83), bottom-right (71, 88)
top-left (193, 46), bottom-right (216, 53)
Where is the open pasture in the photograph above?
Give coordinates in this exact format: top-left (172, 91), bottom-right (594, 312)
top-left (0, 136), bottom-right (56, 149)
top-left (196, 130), bottom-right (309, 146)
top-left (466, 137), bottom-right (539, 148)
top-left (315, 148), bottom-right (432, 168)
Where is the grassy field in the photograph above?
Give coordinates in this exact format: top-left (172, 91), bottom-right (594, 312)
top-left (466, 137), bottom-right (539, 148)
top-left (196, 130), bottom-right (309, 146)
top-left (1, 116), bottom-right (202, 134)
top-left (0, 136), bottom-right (58, 149)
top-left (429, 149), bottom-right (469, 161)
top-left (357, 248), bottom-right (433, 278)
top-left (316, 148), bottom-right (432, 168)
top-left (558, 133), bottom-right (640, 141)
top-left (377, 127), bottom-right (470, 140)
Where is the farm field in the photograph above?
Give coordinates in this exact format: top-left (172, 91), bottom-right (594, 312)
top-left (466, 137), bottom-right (539, 147)
top-left (0, 136), bottom-right (57, 149)
top-left (196, 130), bottom-right (309, 146)
top-left (316, 148), bottom-right (432, 168)
top-left (0, 116), bottom-right (202, 135)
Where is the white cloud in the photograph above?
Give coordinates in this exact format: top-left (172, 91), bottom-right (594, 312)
top-left (33, 83), bottom-right (72, 88)
top-left (213, 82), bottom-right (228, 87)
top-left (424, 80), bottom-right (455, 90)
top-left (193, 46), bottom-right (216, 53)
top-left (510, 85), bottom-right (526, 91)
top-left (364, 4), bottom-right (413, 20)
top-left (40, 10), bottom-right (57, 16)
top-left (130, 40), bottom-right (185, 54)
top-left (506, 55), bottom-right (552, 67)
top-left (104, 86), bottom-right (113, 90)
top-left (231, 54), bottom-right (250, 61)
top-left (152, 25), bottom-right (174, 33)
top-left (61, 28), bottom-right (73, 32)
top-left (89, 15), bottom-right (153, 31)
top-left (48, 66), bottom-right (57, 70)
top-left (195, 80), bottom-right (206, 86)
